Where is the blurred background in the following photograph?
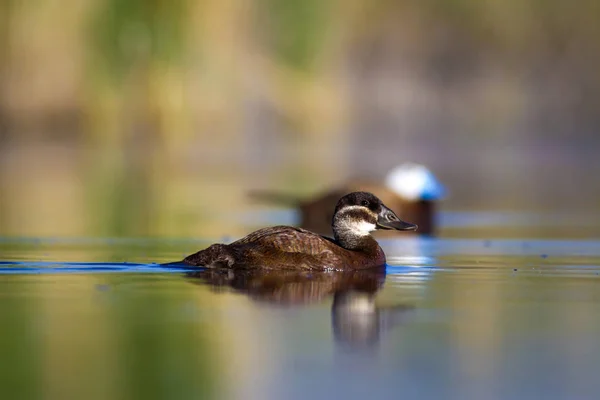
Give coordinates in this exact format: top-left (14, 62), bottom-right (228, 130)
top-left (2, 3), bottom-right (600, 400)
top-left (1, 0), bottom-right (599, 239)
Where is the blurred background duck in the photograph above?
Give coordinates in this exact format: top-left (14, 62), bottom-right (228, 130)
top-left (250, 163), bottom-right (446, 236)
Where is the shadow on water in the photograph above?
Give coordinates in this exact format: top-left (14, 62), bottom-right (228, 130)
top-left (185, 266), bottom-right (415, 349)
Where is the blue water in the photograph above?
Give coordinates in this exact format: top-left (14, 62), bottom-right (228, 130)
top-left (0, 261), bottom-right (194, 274)
top-left (0, 261), bottom-right (428, 276)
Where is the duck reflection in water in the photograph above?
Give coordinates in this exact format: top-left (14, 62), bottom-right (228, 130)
top-left (185, 266), bottom-right (414, 348)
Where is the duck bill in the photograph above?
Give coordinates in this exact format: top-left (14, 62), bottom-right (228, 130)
top-left (376, 205), bottom-right (418, 231)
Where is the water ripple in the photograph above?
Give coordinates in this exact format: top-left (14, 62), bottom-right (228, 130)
top-left (0, 261), bottom-right (197, 275)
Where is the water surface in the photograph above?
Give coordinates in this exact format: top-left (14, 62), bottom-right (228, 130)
top-left (1, 213), bottom-right (600, 400)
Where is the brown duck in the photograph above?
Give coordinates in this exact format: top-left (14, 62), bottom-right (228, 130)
top-left (248, 164), bottom-right (445, 236)
top-left (181, 192), bottom-right (417, 270)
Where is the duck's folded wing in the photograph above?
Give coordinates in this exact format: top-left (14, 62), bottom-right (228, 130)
top-left (232, 226), bottom-right (338, 256)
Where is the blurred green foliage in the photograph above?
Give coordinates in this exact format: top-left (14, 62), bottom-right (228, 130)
top-left (262, 0), bottom-right (329, 71)
top-left (1, 0), bottom-right (600, 238)
top-left (90, 0), bottom-right (190, 82)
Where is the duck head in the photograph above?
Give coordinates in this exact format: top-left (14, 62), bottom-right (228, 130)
top-left (332, 192), bottom-right (417, 245)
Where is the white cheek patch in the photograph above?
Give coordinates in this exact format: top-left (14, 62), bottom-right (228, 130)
top-left (345, 220), bottom-right (377, 236)
top-left (335, 206), bottom-right (378, 236)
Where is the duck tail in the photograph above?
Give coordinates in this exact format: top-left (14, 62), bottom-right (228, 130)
top-left (181, 244), bottom-right (235, 268)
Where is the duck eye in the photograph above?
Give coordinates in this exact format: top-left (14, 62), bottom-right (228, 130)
top-left (361, 200), bottom-right (369, 207)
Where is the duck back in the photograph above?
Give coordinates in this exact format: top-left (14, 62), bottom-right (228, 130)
top-left (182, 226), bottom-right (385, 270)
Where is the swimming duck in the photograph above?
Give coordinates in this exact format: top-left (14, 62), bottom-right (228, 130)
top-left (249, 163), bottom-right (445, 236)
top-left (181, 192), bottom-right (417, 270)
